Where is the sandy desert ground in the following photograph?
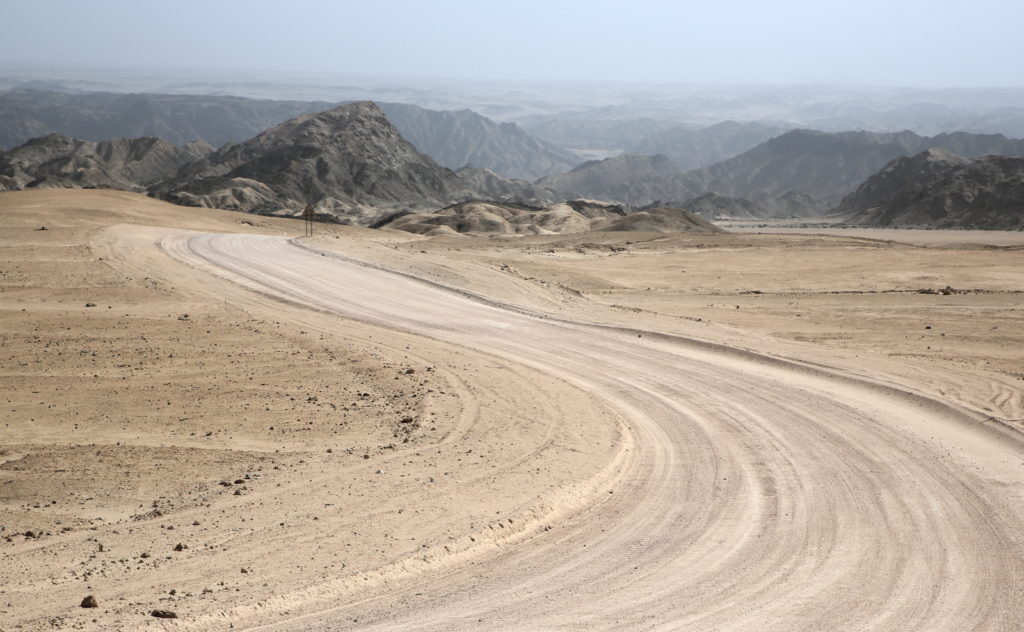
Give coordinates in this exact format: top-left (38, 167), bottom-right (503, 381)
top-left (1, 190), bottom-right (1022, 631)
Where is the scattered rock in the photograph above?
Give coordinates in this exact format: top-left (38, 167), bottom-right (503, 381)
top-left (85, 303), bottom-right (96, 308)
top-left (404, 368), bottom-right (415, 375)
top-left (81, 595), bottom-right (98, 608)
top-left (151, 609), bottom-right (178, 619)
top-left (173, 543), bottom-right (187, 551)
top-left (140, 552), bottom-right (150, 559)
top-left (36, 226), bottom-right (47, 231)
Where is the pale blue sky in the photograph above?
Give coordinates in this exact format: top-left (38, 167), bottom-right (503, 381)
top-left (2, 0), bottom-right (1022, 87)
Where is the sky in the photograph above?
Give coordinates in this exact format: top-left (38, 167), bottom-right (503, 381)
top-left (2, 0), bottom-right (1023, 88)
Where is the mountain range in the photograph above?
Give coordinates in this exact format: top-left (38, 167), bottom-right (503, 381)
top-left (0, 89), bottom-right (579, 181)
top-left (379, 199), bottom-right (720, 236)
top-left (378, 103), bottom-right (579, 180)
top-left (624, 121), bottom-right (788, 170)
top-left (0, 134), bottom-right (210, 192)
top-left (152, 101), bottom-right (478, 224)
top-left (836, 149), bottom-right (1024, 230)
top-left (539, 128), bottom-right (1024, 213)
top-left (2, 94), bottom-right (1022, 230)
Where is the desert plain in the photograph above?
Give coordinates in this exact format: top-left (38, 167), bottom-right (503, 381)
top-left (2, 189), bottom-right (1023, 631)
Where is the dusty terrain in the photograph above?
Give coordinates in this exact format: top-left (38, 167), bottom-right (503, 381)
top-left (2, 190), bottom-right (1022, 630)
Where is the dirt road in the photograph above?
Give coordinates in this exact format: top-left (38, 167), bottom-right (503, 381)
top-left (164, 233), bottom-right (1024, 631)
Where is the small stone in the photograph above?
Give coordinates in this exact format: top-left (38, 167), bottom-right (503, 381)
top-left (151, 609), bottom-right (178, 619)
top-left (404, 368), bottom-right (415, 375)
top-left (140, 552), bottom-right (150, 559)
top-left (85, 303), bottom-right (96, 307)
top-left (81, 595), bottom-right (98, 608)
top-left (173, 543), bottom-right (187, 551)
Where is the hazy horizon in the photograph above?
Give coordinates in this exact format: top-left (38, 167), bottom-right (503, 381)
top-left (3, 0), bottom-right (1024, 89)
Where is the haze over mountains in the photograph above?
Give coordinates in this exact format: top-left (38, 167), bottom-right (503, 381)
top-left (378, 103), bottom-right (579, 180)
top-left (1, 81), bottom-right (1022, 230)
top-left (539, 128), bottom-right (1024, 212)
top-left (0, 89), bottom-right (582, 182)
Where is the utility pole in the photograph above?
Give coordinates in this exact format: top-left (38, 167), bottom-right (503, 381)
top-left (303, 204), bottom-right (315, 237)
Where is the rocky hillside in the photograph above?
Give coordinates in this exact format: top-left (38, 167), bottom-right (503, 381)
top-left (153, 101), bottom-right (473, 224)
top-left (0, 89), bottom-right (334, 149)
top-left (379, 200), bottom-right (621, 236)
top-left (0, 134), bottom-right (210, 191)
top-left (598, 206), bottom-right (724, 233)
top-left (626, 120), bottom-right (788, 170)
top-left (380, 199), bottom-right (721, 236)
top-left (837, 149), bottom-right (1024, 229)
top-left (453, 166), bottom-right (554, 205)
top-left (681, 191), bottom-right (823, 219)
top-left (538, 128), bottom-right (1024, 210)
top-left (379, 103), bottom-right (579, 180)
top-left (537, 154), bottom-right (690, 205)
top-left (0, 89), bottom-right (583, 183)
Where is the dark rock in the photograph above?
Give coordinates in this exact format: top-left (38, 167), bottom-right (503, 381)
top-left (838, 150), bottom-right (1024, 229)
top-left (151, 609), bottom-right (177, 619)
top-left (80, 595), bottom-right (98, 608)
top-left (152, 101), bottom-right (472, 226)
top-left (0, 134), bottom-right (202, 191)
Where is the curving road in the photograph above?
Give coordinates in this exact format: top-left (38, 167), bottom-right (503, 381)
top-left (167, 233), bottom-right (1024, 631)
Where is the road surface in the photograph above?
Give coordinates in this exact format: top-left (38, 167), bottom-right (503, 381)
top-left (165, 232), bottom-right (1024, 631)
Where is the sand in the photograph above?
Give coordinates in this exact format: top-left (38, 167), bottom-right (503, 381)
top-left (1, 190), bottom-right (1022, 631)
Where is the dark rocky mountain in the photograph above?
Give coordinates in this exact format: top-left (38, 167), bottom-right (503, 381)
top-left (0, 89), bottom-right (581, 184)
top-left (684, 129), bottom-right (1024, 205)
top-left (626, 120), bottom-right (788, 170)
top-left (379, 103), bottom-right (580, 180)
top-left (539, 128), bottom-right (1024, 211)
top-left (0, 133), bottom-right (210, 192)
top-left (836, 149), bottom-right (1024, 229)
top-left (0, 89), bottom-right (334, 149)
top-left (153, 101), bottom-right (473, 224)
